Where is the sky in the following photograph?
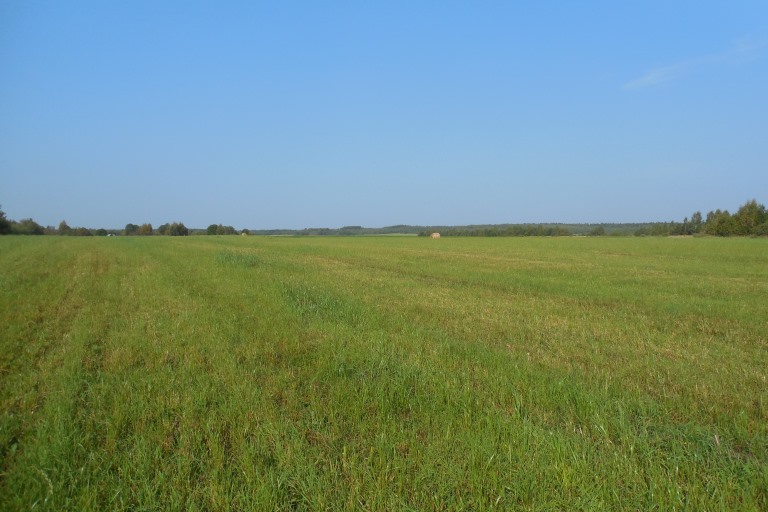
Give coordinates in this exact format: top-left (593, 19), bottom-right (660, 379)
top-left (1, 1), bottom-right (766, 230)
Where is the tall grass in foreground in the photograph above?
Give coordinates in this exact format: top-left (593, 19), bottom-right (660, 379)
top-left (1, 236), bottom-right (766, 510)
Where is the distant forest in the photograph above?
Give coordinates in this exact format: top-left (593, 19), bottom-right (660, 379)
top-left (1, 199), bottom-right (766, 237)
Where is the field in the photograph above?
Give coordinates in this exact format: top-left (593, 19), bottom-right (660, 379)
top-left (1, 235), bottom-right (766, 510)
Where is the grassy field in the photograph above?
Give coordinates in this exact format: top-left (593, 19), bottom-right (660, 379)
top-left (1, 235), bottom-right (766, 510)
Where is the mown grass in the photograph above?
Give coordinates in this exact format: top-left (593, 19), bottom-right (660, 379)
top-left (1, 235), bottom-right (766, 510)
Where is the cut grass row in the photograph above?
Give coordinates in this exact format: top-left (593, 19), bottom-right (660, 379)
top-left (1, 235), bottom-right (766, 510)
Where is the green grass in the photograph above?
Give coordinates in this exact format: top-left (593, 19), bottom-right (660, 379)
top-left (1, 235), bottom-right (766, 510)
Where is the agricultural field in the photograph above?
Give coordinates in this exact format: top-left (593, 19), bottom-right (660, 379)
top-left (1, 235), bottom-right (766, 510)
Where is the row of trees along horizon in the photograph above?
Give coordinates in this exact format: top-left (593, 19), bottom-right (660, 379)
top-left (1, 199), bottom-right (766, 237)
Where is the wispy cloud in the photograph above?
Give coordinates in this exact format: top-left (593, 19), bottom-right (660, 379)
top-left (623, 38), bottom-right (763, 91)
top-left (624, 62), bottom-right (688, 90)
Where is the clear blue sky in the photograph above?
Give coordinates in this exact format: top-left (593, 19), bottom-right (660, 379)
top-left (1, 1), bottom-right (766, 229)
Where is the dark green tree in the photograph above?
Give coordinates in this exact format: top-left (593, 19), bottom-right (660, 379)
top-left (589, 226), bottom-right (606, 236)
top-left (754, 221), bottom-right (768, 236)
top-left (162, 222), bottom-right (188, 236)
top-left (58, 220), bottom-right (71, 235)
top-left (733, 199), bottom-right (766, 235)
top-left (208, 223), bottom-right (237, 235)
top-left (12, 218), bottom-right (44, 235)
top-left (705, 210), bottom-right (735, 236)
top-left (0, 206), bottom-right (10, 235)
top-left (124, 223), bottom-right (140, 236)
top-left (690, 211), bottom-right (703, 234)
top-left (138, 223), bottom-right (153, 236)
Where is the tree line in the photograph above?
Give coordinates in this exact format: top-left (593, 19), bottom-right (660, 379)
top-left (420, 225), bottom-right (573, 237)
top-left (413, 199), bottom-right (766, 237)
top-left (1, 199), bottom-right (766, 237)
top-left (122, 222), bottom-right (190, 236)
top-left (0, 208), bottom-right (191, 236)
top-left (632, 199), bottom-right (768, 237)
top-left (0, 210), bottom-right (247, 237)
